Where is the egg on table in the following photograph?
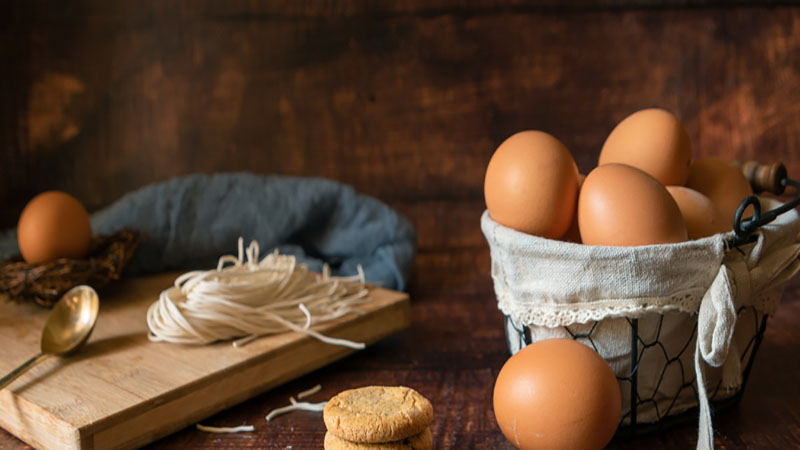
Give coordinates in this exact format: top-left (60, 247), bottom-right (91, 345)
top-left (17, 191), bottom-right (92, 264)
top-left (493, 339), bottom-right (621, 450)
top-left (484, 131), bottom-right (580, 239)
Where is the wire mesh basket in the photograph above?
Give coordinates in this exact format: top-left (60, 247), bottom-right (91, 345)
top-left (504, 305), bottom-right (768, 435)
top-left (487, 161), bottom-right (800, 437)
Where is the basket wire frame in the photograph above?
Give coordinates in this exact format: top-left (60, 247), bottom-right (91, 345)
top-left (504, 305), bottom-right (769, 436)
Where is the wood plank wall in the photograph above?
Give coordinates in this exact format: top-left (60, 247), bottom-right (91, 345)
top-left (2, 1), bottom-right (799, 295)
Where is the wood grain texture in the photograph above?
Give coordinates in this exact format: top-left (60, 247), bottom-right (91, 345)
top-left (2, 3), bottom-right (800, 228)
top-left (0, 274), bottom-right (409, 450)
top-left (1, 0), bottom-right (800, 449)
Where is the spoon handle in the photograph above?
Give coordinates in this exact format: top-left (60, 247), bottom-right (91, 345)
top-left (0, 353), bottom-right (49, 390)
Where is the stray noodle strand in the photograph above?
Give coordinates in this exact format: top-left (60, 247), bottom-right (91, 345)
top-left (265, 385), bottom-right (327, 422)
top-left (196, 424), bottom-right (254, 434)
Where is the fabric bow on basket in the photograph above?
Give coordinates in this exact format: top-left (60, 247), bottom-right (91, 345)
top-left (694, 227), bottom-right (800, 450)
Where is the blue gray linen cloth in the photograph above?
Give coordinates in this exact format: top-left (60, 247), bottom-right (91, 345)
top-left (0, 174), bottom-right (416, 291)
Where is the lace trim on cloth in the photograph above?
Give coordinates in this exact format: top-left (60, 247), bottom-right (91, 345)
top-left (498, 286), bottom-right (785, 329)
top-left (497, 290), bottom-right (706, 327)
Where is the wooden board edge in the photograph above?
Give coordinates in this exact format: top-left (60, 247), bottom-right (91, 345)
top-left (0, 390), bottom-right (81, 450)
top-left (83, 293), bottom-right (410, 449)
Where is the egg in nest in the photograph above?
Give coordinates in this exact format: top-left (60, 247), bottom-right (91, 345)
top-left (17, 191), bottom-right (92, 264)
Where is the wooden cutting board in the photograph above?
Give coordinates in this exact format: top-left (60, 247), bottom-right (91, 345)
top-left (0, 273), bottom-right (410, 450)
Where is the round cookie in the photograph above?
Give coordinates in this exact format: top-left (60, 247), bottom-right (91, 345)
top-left (324, 428), bottom-right (433, 450)
top-left (323, 386), bottom-right (433, 444)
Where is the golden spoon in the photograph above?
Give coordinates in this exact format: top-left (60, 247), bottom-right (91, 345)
top-left (0, 285), bottom-right (99, 389)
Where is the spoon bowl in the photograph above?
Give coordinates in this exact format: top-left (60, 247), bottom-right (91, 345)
top-left (41, 286), bottom-right (99, 355)
top-left (0, 285), bottom-right (99, 390)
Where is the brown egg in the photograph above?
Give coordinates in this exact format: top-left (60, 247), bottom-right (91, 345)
top-left (599, 108), bottom-right (692, 186)
top-left (493, 339), bottom-right (621, 450)
top-left (17, 191), bottom-right (92, 264)
top-left (484, 131), bottom-right (580, 239)
top-left (666, 186), bottom-right (728, 239)
top-left (560, 173), bottom-right (585, 243)
top-left (686, 157), bottom-right (754, 229)
top-left (578, 164), bottom-right (687, 246)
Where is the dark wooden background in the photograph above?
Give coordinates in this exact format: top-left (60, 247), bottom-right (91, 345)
top-left (2, 1), bottom-right (800, 448)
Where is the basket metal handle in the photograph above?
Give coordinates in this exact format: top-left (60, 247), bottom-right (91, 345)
top-left (729, 161), bottom-right (800, 248)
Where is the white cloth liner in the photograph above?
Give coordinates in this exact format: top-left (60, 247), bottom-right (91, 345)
top-left (482, 197), bottom-right (800, 450)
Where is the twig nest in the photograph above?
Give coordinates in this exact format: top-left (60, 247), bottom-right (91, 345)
top-left (0, 229), bottom-right (141, 307)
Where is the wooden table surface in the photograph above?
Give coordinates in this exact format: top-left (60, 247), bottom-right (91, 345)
top-left (2, 1), bottom-right (800, 448)
top-left (142, 274), bottom-right (798, 450)
top-left (1, 256), bottom-right (799, 449)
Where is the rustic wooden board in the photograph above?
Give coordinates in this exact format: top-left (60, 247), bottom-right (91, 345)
top-left (0, 273), bottom-right (410, 450)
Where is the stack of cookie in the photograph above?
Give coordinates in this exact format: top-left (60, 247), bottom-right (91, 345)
top-left (323, 386), bottom-right (434, 450)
